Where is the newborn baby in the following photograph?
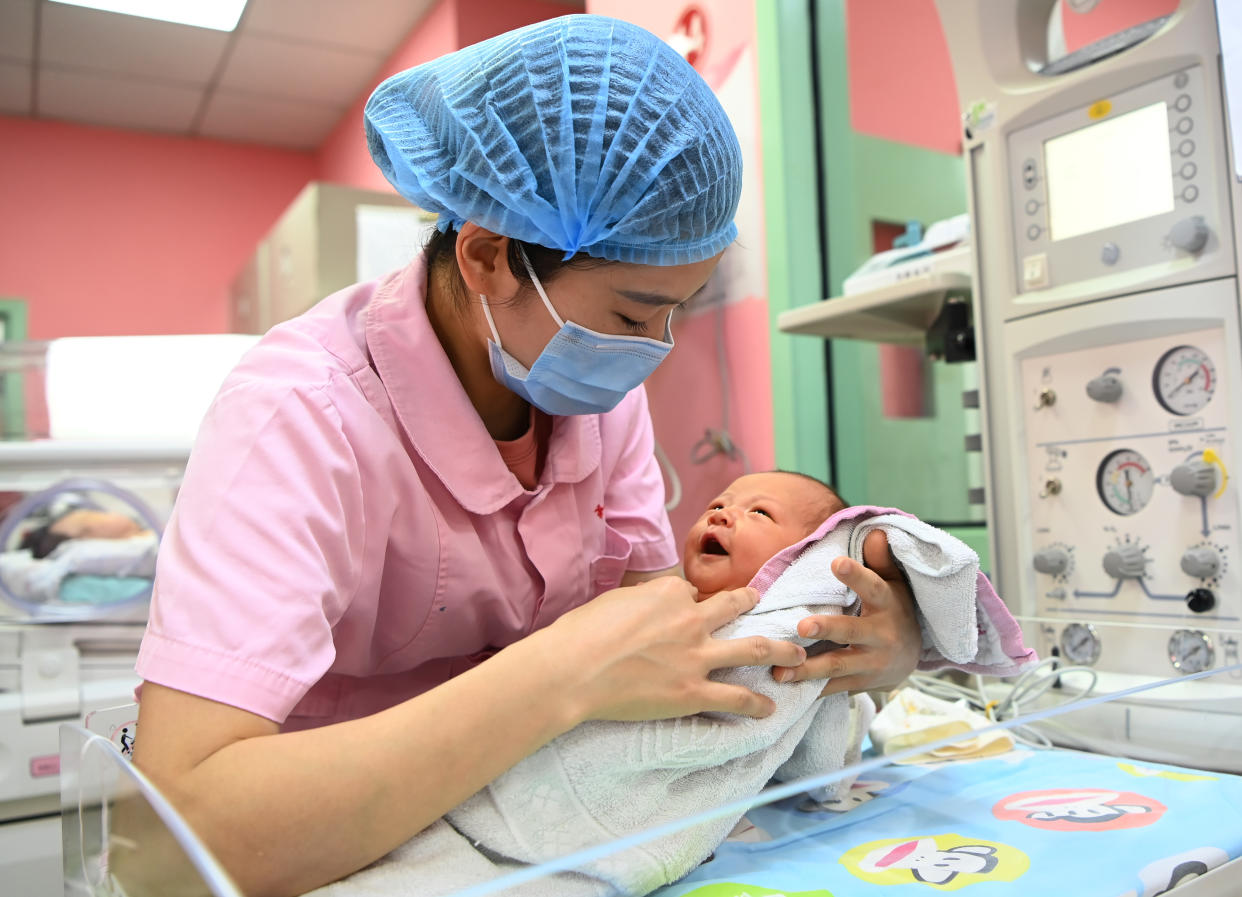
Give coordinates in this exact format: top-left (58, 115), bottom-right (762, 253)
top-left (312, 473), bottom-right (906, 897)
top-left (311, 471), bottom-right (1032, 897)
top-left (683, 470), bottom-right (846, 598)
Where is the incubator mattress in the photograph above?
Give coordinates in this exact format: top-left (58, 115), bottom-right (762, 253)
top-left (652, 746), bottom-right (1242, 897)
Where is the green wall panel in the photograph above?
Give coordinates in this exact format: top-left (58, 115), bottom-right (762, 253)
top-left (759, 0), bottom-right (830, 481)
top-left (759, 0), bottom-right (989, 564)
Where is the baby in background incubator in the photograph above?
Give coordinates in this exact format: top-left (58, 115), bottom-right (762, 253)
top-left (0, 497), bottom-right (157, 606)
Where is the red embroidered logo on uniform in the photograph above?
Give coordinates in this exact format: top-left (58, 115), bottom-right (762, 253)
top-left (595, 505), bottom-right (605, 518)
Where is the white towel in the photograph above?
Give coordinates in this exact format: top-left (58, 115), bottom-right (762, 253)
top-left (306, 507), bottom-right (1034, 897)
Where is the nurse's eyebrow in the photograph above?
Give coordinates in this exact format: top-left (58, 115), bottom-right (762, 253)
top-left (616, 289), bottom-right (684, 306)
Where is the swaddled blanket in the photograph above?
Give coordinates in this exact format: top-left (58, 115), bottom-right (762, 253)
top-left (308, 506), bottom-right (1036, 897)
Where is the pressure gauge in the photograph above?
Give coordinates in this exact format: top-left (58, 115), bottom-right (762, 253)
top-left (1168, 629), bottom-right (1215, 674)
top-left (1060, 622), bottom-right (1101, 666)
top-left (1153, 345), bottom-right (1216, 416)
top-left (1096, 449), bottom-right (1155, 516)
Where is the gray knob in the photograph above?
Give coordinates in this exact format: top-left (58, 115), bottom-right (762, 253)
top-left (1103, 545), bottom-right (1146, 579)
top-left (1086, 372), bottom-right (1123, 403)
top-left (1170, 461), bottom-right (1217, 497)
top-left (1033, 547), bottom-right (1070, 576)
top-left (1181, 547), bottom-right (1221, 579)
top-left (1169, 215), bottom-right (1209, 253)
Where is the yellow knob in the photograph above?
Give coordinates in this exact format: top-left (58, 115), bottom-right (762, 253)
top-left (1203, 448), bottom-right (1229, 498)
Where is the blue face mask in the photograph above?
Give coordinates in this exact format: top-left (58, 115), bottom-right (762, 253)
top-left (479, 252), bottom-right (675, 416)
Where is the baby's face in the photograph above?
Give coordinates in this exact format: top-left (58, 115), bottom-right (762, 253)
top-left (49, 509), bottom-right (143, 540)
top-left (683, 472), bottom-right (832, 596)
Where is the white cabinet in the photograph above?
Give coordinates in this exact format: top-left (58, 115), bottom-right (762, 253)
top-left (231, 182), bottom-right (431, 334)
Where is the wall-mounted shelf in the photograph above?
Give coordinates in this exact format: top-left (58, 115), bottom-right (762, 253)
top-left (777, 271), bottom-right (972, 344)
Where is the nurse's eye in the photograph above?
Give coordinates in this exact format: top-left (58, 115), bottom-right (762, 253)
top-left (618, 313), bottom-right (650, 334)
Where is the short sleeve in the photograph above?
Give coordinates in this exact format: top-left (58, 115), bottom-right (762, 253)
top-left (136, 376), bottom-right (368, 723)
top-left (598, 386), bottom-right (679, 572)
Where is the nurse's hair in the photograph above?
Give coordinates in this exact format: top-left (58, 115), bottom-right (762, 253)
top-left (424, 227), bottom-right (611, 311)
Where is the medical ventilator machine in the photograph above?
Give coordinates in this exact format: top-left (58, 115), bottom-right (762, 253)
top-left (932, 0), bottom-right (1242, 770)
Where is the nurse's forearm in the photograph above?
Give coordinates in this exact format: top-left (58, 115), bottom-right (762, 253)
top-left (139, 631), bottom-right (576, 897)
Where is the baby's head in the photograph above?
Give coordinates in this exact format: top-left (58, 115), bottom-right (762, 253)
top-left (683, 471), bottom-right (846, 596)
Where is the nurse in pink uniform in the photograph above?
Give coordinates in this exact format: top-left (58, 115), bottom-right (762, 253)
top-left (132, 15), bottom-right (919, 896)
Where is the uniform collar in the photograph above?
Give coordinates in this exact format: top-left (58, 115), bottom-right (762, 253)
top-left (365, 253), bottom-right (600, 515)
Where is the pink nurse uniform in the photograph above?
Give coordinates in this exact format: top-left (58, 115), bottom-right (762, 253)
top-left (135, 254), bottom-right (679, 730)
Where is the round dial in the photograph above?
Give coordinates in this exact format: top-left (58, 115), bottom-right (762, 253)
top-left (1096, 449), bottom-right (1155, 516)
top-left (1168, 629), bottom-right (1215, 674)
top-left (1153, 345), bottom-right (1216, 416)
top-left (1060, 622), bottom-right (1101, 666)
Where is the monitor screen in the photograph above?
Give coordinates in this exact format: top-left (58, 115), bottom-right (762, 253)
top-left (1043, 102), bottom-right (1175, 241)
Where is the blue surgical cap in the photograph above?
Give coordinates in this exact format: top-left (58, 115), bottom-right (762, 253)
top-left (364, 14), bottom-right (742, 266)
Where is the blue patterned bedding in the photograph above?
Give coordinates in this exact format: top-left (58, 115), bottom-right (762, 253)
top-left (652, 747), bottom-right (1242, 896)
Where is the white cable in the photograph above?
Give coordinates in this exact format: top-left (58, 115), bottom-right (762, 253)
top-left (903, 657), bottom-right (1099, 749)
top-left (654, 439), bottom-right (682, 512)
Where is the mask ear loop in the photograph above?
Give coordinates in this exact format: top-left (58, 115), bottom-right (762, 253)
top-left (517, 246), bottom-right (566, 328)
top-left (478, 294), bottom-right (504, 347)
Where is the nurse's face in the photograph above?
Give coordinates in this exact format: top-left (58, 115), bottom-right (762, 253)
top-left (491, 252), bottom-right (722, 371)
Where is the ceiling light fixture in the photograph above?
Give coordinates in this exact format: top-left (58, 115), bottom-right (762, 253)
top-left (49, 0), bottom-right (249, 32)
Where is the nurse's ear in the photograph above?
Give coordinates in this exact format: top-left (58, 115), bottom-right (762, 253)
top-left (456, 223), bottom-right (522, 301)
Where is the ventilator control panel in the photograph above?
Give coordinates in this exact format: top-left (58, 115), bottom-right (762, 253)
top-left (1008, 65), bottom-right (1225, 293)
top-left (1016, 294), bottom-right (1242, 681)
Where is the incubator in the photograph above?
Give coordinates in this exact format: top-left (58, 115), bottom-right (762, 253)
top-left (59, 671), bottom-right (1242, 897)
top-left (0, 335), bottom-right (256, 894)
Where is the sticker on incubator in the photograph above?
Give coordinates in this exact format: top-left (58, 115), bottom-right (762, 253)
top-left (1117, 847), bottom-right (1230, 897)
top-left (962, 100), bottom-right (996, 138)
top-left (842, 834), bottom-right (1029, 889)
top-left (1117, 762), bottom-right (1217, 782)
top-left (993, 789), bottom-right (1166, 830)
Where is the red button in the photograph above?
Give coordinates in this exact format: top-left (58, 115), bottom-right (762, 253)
top-left (30, 755), bottom-right (60, 778)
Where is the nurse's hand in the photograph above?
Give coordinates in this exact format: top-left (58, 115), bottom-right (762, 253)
top-left (548, 576), bottom-right (808, 723)
top-left (773, 529), bottom-right (920, 695)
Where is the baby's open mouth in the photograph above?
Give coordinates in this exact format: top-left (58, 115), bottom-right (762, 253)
top-left (700, 533), bottom-right (729, 556)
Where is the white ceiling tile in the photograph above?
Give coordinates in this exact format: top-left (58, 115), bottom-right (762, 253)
top-left (242, 0), bottom-right (437, 53)
top-left (41, 2), bottom-right (231, 85)
top-left (39, 66), bottom-right (202, 133)
top-left (217, 32), bottom-right (379, 106)
top-left (0, 0), bottom-right (36, 62)
top-left (0, 60), bottom-right (32, 114)
top-left (197, 89), bottom-right (342, 150)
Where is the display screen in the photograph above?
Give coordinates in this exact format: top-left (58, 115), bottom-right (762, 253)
top-left (1043, 102), bottom-right (1175, 241)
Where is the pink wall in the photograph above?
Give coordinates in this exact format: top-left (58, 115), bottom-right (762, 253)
top-left (846, 0), bottom-right (961, 155)
top-left (0, 116), bottom-right (315, 339)
top-left (2, 0), bottom-right (576, 342)
top-left (1059, 0), bottom-right (1179, 52)
top-left (589, 0), bottom-right (773, 540)
top-left (846, 0), bottom-right (1183, 155)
